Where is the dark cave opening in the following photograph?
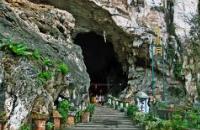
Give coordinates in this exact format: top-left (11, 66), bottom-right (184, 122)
top-left (74, 32), bottom-right (128, 97)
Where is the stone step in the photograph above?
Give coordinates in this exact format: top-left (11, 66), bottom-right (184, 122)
top-left (91, 121), bottom-right (134, 125)
top-left (64, 127), bottom-right (140, 130)
top-left (76, 124), bottom-right (138, 128)
top-left (93, 114), bottom-right (125, 116)
top-left (92, 116), bottom-right (127, 119)
top-left (91, 119), bottom-right (131, 122)
top-left (94, 112), bottom-right (124, 114)
top-left (65, 106), bottom-right (140, 130)
top-left (94, 113), bottom-right (124, 115)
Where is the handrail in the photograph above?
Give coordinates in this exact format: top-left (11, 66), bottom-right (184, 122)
top-left (106, 95), bottom-right (131, 111)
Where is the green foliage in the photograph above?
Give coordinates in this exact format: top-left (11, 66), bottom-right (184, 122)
top-left (58, 63), bottom-right (69, 75)
top-left (43, 57), bottom-right (53, 66)
top-left (173, 62), bottom-right (183, 79)
top-left (155, 101), bottom-right (169, 109)
top-left (167, 44), bottom-right (175, 66)
top-left (168, 23), bottom-right (176, 36)
top-left (75, 110), bottom-right (82, 123)
top-left (32, 49), bottom-right (41, 60)
top-left (46, 122), bottom-right (54, 130)
top-left (144, 120), bottom-right (161, 130)
top-left (20, 123), bottom-right (31, 130)
top-left (190, 15), bottom-right (200, 97)
top-left (127, 105), bottom-right (138, 118)
top-left (58, 99), bottom-right (70, 121)
top-left (0, 38), bottom-right (70, 88)
top-left (0, 111), bottom-right (6, 119)
top-left (159, 120), bottom-right (173, 130)
top-left (38, 71), bottom-right (52, 81)
top-left (0, 39), bottom-right (34, 57)
top-left (125, 102), bottom-right (200, 130)
top-left (8, 43), bottom-right (32, 56)
top-left (134, 111), bottom-right (146, 124)
top-left (85, 104), bottom-right (95, 114)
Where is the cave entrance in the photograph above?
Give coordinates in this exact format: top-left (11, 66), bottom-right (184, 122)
top-left (74, 32), bottom-right (128, 98)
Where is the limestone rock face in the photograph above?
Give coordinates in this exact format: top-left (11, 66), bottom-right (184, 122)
top-left (91, 0), bottom-right (199, 101)
top-left (174, 0), bottom-right (199, 44)
top-left (0, 0), bottom-right (200, 128)
top-left (0, 0), bottom-right (89, 129)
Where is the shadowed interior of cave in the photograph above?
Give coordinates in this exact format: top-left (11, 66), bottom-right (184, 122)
top-left (74, 32), bottom-right (128, 97)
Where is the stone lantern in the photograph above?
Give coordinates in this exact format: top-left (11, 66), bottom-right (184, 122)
top-left (136, 91), bottom-right (149, 113)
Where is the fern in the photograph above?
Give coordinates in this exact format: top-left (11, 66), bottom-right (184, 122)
top-left (38, 71), bottom-right (52, 81)
top-left (43, 57), bottom-right (53, 66)
top-left (8, 43), bottom-right (32, 56)
top-left (58, 63), bottom-right (69, 75)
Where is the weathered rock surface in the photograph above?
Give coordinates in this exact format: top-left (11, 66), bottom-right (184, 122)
top-left (89, 0), bottom-right (199, 101)
top-left (0, 0), bottom-right (199, 128)
top-left (0, 0), bottom-right (89, 129)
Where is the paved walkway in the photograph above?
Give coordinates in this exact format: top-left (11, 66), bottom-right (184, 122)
top-left (65, 106), bottom-right (141, 130)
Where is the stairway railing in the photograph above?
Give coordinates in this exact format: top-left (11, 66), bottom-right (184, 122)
top-left (106, 95), bottom-right (130, 112)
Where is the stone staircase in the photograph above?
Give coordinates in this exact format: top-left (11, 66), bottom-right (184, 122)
top-left (65, 106), bottom-right (141, 130)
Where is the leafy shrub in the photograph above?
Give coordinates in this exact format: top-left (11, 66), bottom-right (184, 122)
top-left (46, 122), bottom-right (54, 130)
top-left (134, 111), bottom-right (146, 124)
top-left (155, 101), bottom-right (169, 109)
top-left (85, 104), bottom-right (95, 114)
top-left (159, 120), bottom-right (173, 130)
top-left (58, 63), bottom-right (69, 75)
top-left (145, 120), bottom-right (160, 130)
top-left (20, 123), bottom-right (31, 130)
top-left (58, 99), bottom-right (70, 121)
top-left (127, 105), bottom-right (138, 118)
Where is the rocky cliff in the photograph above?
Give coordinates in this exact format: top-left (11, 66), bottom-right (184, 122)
top-left (0, 0), bottom-right (199, 129)
top-left (0, 0), bottom-right (90, 129)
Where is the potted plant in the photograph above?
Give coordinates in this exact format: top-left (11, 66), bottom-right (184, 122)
top-left (81, 110), bottom-right (90, 123)
top-left (57, 99), bottom-right (70, 125)
top-left (81, 104), bottom-right (95, 123)
top-left (91, 96), bottom-right (96, 104)
top-left (52, 110), bottom-right (62, 130)
top-left (75, 110), bottom-right (82, 124)
top-left (88, 104), bottom-right (95, 120)
top-left (67, 111), bottom-right (76, 126)
top-left (31, 112), bottom-right (48, 130)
